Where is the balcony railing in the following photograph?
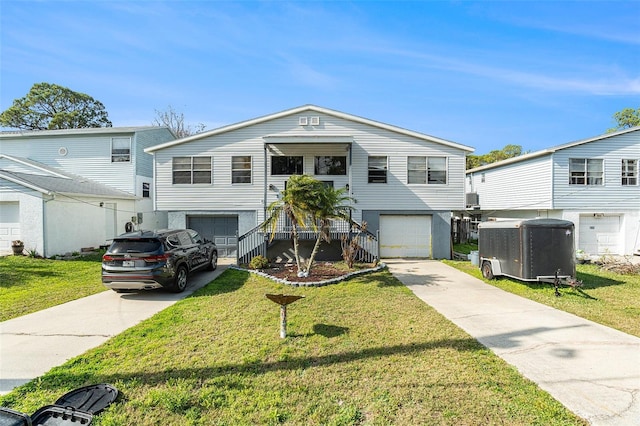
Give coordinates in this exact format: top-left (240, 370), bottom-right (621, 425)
top-left (237, 217), bottom-right (378, 265)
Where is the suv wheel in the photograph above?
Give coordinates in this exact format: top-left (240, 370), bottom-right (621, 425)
top-left (171, 266), bottom-right (188, 293)
top-left (207, 252), bottom-right (218, 271)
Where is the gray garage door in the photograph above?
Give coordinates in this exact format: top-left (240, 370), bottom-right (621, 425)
top-left (187, 216), bottom-right (238, 258)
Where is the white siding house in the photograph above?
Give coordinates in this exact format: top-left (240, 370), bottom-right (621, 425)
top-left (466, 127), bottom-right (640, 257)
top-left (0, 127), bottom-right (175, 256)
top-left (146, 105), bottom-right (473, 260)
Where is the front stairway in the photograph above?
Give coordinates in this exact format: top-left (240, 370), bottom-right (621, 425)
top-left (237, 218), bottom-right (379, 266)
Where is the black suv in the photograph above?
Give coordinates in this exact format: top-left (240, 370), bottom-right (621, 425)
top-left (101, 229), bottom-right (217, 293)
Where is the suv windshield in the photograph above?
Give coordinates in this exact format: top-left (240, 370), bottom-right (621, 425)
top-left (109, 239), bottom-right (162, 254)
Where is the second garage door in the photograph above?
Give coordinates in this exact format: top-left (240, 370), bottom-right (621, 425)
top-left (380, 215), bottom-right (431, 258)
top-left (187, 216), bottom-right (238, 258)
top-left (0, 202), bottom-right (20, 252)
top-left (579, 215), bottom-right (621, 255)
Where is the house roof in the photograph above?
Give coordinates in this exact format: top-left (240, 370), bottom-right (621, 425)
top-left (145, 105), bottom-right (474, 153)
top-left (0, 154), bottom-right (136, 199)
top-left (0, 126), bottom-right (174, 139)
top-left (466, 126), bottom-right (640, 174)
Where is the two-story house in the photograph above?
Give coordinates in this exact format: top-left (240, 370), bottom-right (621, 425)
top-left (465, 127), bottom-right (640, 257)
top-left (0, 126), bottom-right (175, 256)
top-left (145, 105), bottom-right (473, 261)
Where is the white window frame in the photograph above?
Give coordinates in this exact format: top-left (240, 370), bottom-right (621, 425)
top-left (172, 156), bottom-right (212, 185)
top-left (408, 156), bottom-right (447, 184)
top-left (622, 159), bottom-right (638, 186)
top-left (142, 182), bottom-right (150, 198)
top-left (314, 156), bottom-right (347, 176)
top-left (368, 156), bottom-right (388, 183)
top-left (569, 158), bottom-right (603, 185)
top-left (271, 156), bottom-right (303, 175)
top-left (427, 157), bottom-right (447, 184)
top-left (111, 137), bottom-right (131, 162)
top-left (232, 155), bottom-right (252, 184)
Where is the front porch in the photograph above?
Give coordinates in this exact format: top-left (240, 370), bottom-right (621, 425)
top-left (237, 216), bottom-right (379, 265)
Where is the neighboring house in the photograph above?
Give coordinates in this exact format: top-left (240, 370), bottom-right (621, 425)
top-left (465, 127), bottom-right (640, 257)
top-left (0, 127), bottom-right (175, 256)
top-left (145, 105), bottom-right (473, 260)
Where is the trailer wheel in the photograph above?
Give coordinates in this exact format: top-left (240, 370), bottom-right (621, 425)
top-left (481, 261), bottom-right (494, 280)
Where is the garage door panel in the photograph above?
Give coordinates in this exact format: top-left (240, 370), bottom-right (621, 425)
top-left (579, 215), bottom-right (620, 255)
top-left (380, 215), bottom-right (431, 258)
top-left (188, 216), bottom-right (238, 258)
top-left (0, 202), bottom-right (20, 251)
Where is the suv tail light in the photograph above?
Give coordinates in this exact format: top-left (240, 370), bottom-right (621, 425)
top-left (143, 253), bottom-right (170, 263)
top-left (102, 254), bottom-right (114, 262)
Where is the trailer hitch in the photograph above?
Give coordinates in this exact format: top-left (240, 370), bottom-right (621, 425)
top-left (553, 270), bottom-right (561, 297)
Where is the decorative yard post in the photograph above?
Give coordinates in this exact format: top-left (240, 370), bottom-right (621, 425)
top-left (265, 294), bottom-right (304, 338)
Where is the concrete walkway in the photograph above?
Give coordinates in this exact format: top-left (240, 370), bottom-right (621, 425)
top-left (385, 259), bottom-right (640, 426)
top-left (0, 260), bottom-right (233, 395)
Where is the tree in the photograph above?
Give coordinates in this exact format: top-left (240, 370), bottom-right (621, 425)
top-left (607, 107), bottom-right (640, 133)
top-left (466, 144), bottom-right (526, 169)
top-left (264, 175), bottom-right (353, 277)
top-left (153, 105), bottom-right (206, 138)
top-left (305, 183), bottom-right (353, 276)
top-left (264, 175), bottom-right (321, 275)
top-left (0, 82), bottom-right (112, 130)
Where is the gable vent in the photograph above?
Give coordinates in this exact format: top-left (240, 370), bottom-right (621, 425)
top-left (298, 117), bottom-right (308, 126)
top-left (310, 116), bottom-right (320, 125)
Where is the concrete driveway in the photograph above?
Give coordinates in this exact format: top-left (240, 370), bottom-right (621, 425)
top-left (385, 259), bottom-right (640, 426)
top-left (0, 259), bottom-right (233, 395)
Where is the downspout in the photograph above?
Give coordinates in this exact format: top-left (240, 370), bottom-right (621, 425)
top-left (42, 193), bottom-right (55, 258)
top-left (263, 143), bottom-right (268, 222)
top-left (348, 143), bottom-right (352, 200)
top-left (550, 154), bottom-right (555, 211)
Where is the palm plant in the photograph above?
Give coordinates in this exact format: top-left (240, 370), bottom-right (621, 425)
top-left (305, 185), bottom-right (353, 276)
top-left (264, 175), bottom-right (325, 274)
top-left (264, 175), bottom-right (354, 277)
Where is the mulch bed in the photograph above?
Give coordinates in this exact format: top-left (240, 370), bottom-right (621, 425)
top-left (261, 262), bottom-right (354, 283)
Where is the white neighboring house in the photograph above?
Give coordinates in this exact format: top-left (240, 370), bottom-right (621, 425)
top-left (465, 127), bottom-right (640, 257)
top-left (145, 105), bottom-right (473, 260)
top-left (0, 126), bottom-right (175, 256)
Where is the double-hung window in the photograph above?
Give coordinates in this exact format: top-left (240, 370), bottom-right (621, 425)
top-left (315, 156), bottom-right (347, 175)
top-left (569, 158), bottom-right (603, 185)
top-left (111, 137), bottom-right (131, 162)
top-left (232, 156), bottom-right (252, 183)
top-left (271, 156), bottom-right (303, 175)
top-left (142, 182), bottom-right (150, 198)
top-left (368, 156), bottom-right (387, 183)
top-left (408, 156), bottom-right (447, 184)
top-left (428, 157), bottom-right (447, 184)
top-left (172, 156), bottom-right (212, 184)
top-left (622, 159), bottom-right (637, 186)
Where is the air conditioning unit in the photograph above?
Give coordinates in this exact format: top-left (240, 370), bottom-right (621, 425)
top-left (466, 193), bottom-right (479, 208)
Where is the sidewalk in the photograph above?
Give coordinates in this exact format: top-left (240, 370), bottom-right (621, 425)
top-left (0, 260), bottom-right (232, 395)
top-left (385, 259), bottom-right (640, 426)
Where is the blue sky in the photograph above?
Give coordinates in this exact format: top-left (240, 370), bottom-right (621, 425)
top-left (1, 1), bottom-right (638, 154)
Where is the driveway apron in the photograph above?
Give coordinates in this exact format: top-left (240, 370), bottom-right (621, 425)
top-left (385, 259), bottom-right (640, 426)
top-left (0, 261), bottom-right (231, 395)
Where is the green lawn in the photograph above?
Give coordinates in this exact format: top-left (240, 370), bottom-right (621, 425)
top-left (443, 260), bottom-right (640, 338)
top-left (0, 254), bottom-right (106, 322)
top-left (0, 269), bottom-right (586, 425)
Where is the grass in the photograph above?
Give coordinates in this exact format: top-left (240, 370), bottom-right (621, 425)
top-left (0, 269), bottom-right (586, 425)
top-left (0, 254), bottom-right (106, 322)
top-left (443, 259), bottom-right (640, 338)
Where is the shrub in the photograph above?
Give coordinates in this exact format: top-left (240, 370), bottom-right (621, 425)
top-left (249, 255), bottom-right (270, 270)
